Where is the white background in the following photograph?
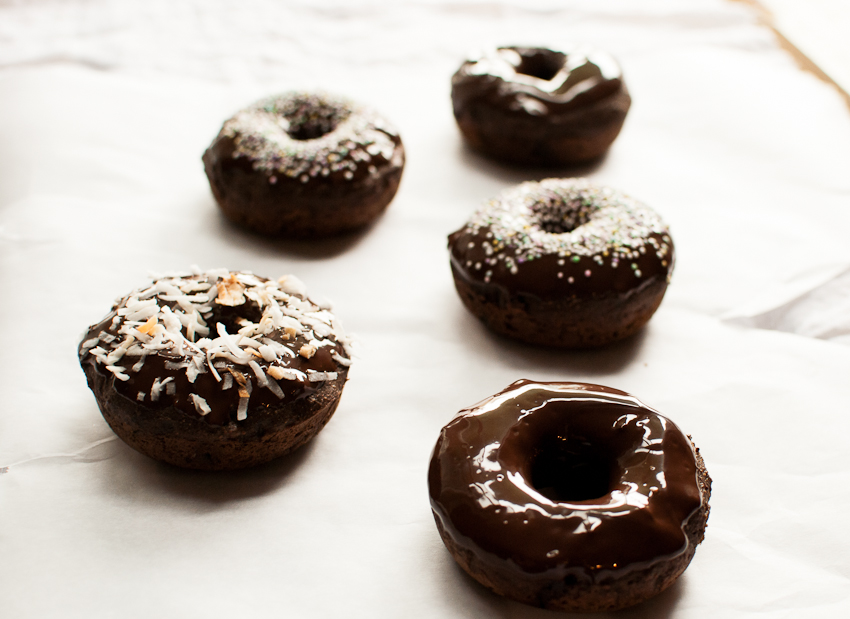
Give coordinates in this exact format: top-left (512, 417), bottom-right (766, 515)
top-left (2, 1), bottom-right (850, 617)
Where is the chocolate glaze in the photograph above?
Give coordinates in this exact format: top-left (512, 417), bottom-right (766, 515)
top-left (204, 92), bottom-right (404, 197)
top-left (452, 47), bottom-right (624, 117)
top-left (450, 46), bottom-right (631, 166)
top-left (429, 380), bottom-right (704, 582)
top-left (79, 271), bottom-right (349, 426)
top-left (448, 178), bottom-right (674, 300)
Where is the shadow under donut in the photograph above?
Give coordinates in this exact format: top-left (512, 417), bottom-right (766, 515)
top-left (100, 436), bottom-right (321, 509)
top-left (455, 141), bottom-right (608, 185)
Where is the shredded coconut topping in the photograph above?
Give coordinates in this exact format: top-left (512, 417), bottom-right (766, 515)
top-left (80, 269), bottom-right (353, 422)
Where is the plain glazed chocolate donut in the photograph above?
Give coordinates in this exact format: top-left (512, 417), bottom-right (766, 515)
top-left (448, 178), bottom-right (674, 347)
top-left (451, 46), bottom-right (631, 166)
top-left (428, 380), bottom-right (711, 612)
top-left (203, 92), bottom-right (405, 237)
top-left (79, 268), bottom-right (352, 470)
top-left (452, 47), bottom-right (631, 166)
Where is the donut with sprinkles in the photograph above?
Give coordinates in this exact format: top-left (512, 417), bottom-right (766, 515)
top-left (448, 178), bottom-right (674, 347)
top-left (203, 92), bottom-right (405, 237)
top-left (79, 268), bottom-right (353, 470)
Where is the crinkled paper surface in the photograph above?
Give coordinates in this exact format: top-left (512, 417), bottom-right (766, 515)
top-left (2, 1), bottom-right (850, 617)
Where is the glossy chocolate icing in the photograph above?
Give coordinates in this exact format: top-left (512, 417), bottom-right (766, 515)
top-left (452, 46), bottom-right (624, 116)
top-left (448, 178), bottom-right (674, 299)
top-left (450, 46), bottom-right (631, 166)
top-left (79, 270), bottom-right (350, 426)
top-left (429, 380), bottom-right (703, 581)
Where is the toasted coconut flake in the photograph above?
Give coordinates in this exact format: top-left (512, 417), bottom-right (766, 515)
top-left (277, 274), bottom-right (307, 296)
top-left (258, 344), bottom-right (277, 362)
top-left (216, 274), bottom-right (246, 306)
top-left (106, 365), bottom-right (130, 381)
top-left (265, 374), bottom-right (285, 399)
top-left (267, 366), bottom-right (306, 382)
top-left (331, 352), bottom-right (352, 367)
top-left (150, 376), bottom-right (174, 401)
top-left (190, 394), bottom-right (212, 416)
top-left (137, 392), bottom-right (145, 402)
top-left (306, 370), bottom-right (338, 382)
top-left (248, 359), bottom-right (268, 387)
top-left (136, 316), bottom-right (158, 335)
top-left (236, 396), bottom-right (249, 420)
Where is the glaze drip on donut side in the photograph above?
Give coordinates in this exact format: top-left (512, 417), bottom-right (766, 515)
top-left (429, 380), bottom-right (706, 581)
top-left (222, 92), bottom-right (403, 187)
top-left (79, 268), bottom-right (353, 425)
top-left (449, 178), bottom-right (674, 296)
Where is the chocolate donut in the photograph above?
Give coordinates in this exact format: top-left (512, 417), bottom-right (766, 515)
top-left (448, 178), bottom-right (674, 347)
top-left (203, 92), bottom-right (405, 237)
top-left (451, 46), bottom-right (631, 166)
top-left (78, 268), bottom-right (352, 470)
top-left (428, 380), bottom-right (711, 612)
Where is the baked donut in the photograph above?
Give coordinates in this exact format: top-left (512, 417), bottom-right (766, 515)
top-left (78, 268), bottom-right (353, 470)
top-left (448, 178), bottom-right (674, 347)
top-left (203, 91), bottom-right (405, 237)
top-left (428, 380), bottom-right (711, 612)
top-left (451, 46), bottom-right (630, 166)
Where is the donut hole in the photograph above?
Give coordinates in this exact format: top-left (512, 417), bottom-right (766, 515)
top-left (287, 117), bottom-right (342, 141)
top-left (530, 198), bottom-right (592, 234)
top-left (274, 95), bottom-right (352, 141)
top-left (512, 49), bottom-right (566, 82)
top-left (209, 301), bottom-right (264, 334)
top-left (529, 434), bottom-right (615, 502)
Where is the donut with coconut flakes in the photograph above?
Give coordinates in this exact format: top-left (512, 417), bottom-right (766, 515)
top-left (78, 268), bottom-right (352, 470)
top-left (448, 178), bottom-right (674, 347)
top-left (203, 91), bottom-right (405, 237)
top-left (451, 46), bottom-right (630, 166)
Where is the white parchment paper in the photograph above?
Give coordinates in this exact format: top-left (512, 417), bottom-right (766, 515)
top-left (2, 1), bottom-right (850, 617)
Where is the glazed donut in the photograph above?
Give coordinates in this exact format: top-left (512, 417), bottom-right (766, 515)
top-left (448, 178), bottom-right (674, 347)
top-left (428, 380), bottom-right (711, 612)
top-left (451, 46), bottom-right (630, 166)
top-left (78, 268), bottom-right (352, 470)
top-left (203, 91), bottom-right (405, 237)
